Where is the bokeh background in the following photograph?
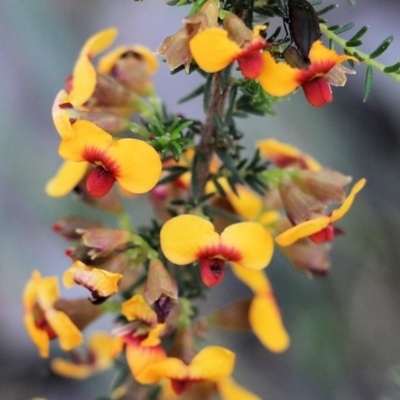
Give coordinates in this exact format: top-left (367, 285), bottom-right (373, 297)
top-left (1, 0), bottom-right (400, 399)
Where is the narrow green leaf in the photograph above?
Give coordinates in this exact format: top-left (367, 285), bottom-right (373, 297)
top-left (369, 36), bottom-right (394, 59)
top-left (348, 25), bottom-right (369, 42)
top-left (267, 26), bottom-right (281, 42)
top-left (333, 22), bottom-right (355, 35)
top-left (317, 4), bottom-right (337, 15)
top-left (328, 25), bottom-right (340, 31)
top-left (178, 84), bottom-right (205, 104)
top-left (347, 0), bottom-right (356, 5)
top-left (383, 62), bottom-right (400, 73)
top-left (346, 39), bottom-right (363, 47)
top-left (363, 65), bottom-right (373, 102)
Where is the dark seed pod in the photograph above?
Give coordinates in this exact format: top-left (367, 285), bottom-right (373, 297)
top-left (288, 0), bottom-right (321, 61)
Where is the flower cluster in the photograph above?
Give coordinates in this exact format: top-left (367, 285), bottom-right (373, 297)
top-left (160, 0), bottom-right (357, 107)
top-left (24, 1), bottom-right (372, 398)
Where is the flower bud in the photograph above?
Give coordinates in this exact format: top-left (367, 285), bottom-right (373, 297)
top-left (279, 179), bottom-right (326, 225)
top-left (78, 228), bottom-right (130, 259)
top-left (223, 14), bottom-right (254, 45)
top-left (88, 73), bottom-right (138, 116)
top-left (52, 216), bottom-right (103, 239)
top-left (157, 0), bottom-right (219, 71)
top-left (295, 169), bottom-right (352, 204)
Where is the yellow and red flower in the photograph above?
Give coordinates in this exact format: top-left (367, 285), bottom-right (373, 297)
top-left (63, 261), bottom-right (122, 304)
top-left (23, 271), bottom-right (83, 358)
top-left (160, 214), bottom-right (273, 287)
top-left (65, 28), bottom-right (118, 108)
top-left (136, 346), bottom-right (235, 395)
top-left (190, 14), bottom-right (267, 79)
top-left (57, 120), bottom-right (161, 197)
top-left (258, 40), bottom-right (357, 107)
top-left (51, 331), bottom-right (116, 379)
top-left (256, 138), bottom-right (321, 171)
top-left (276, 178), bottom-right (366, 246)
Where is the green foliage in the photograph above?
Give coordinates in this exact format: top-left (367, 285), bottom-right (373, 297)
top-left (235, 80), bottom-right (278, 117)
top-left (147, 117), bottom-right (194, 160)
top-left (321, 21), bottom-right (400, 102)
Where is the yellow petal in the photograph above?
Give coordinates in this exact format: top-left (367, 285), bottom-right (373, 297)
top-left (160, 215), bottom-right (220, 265)
top-left (23, 270), bottom-right (41, 310)
top-left (87, 332), bottom-right (116, 367)
top-left (63, 261), bottom-right (122, 298)
top-left (190, 28), bottom-right (241, 73)
top-left (218, 377), bottom-right (261, 400)
top-left (51, 331), bottom-right (114, 379)
top-left (136, 356), bottom-right (187, 384)
top-left (221, 222), bottom-right (273, 270)
top-left (249, 294), bottom-right (290, 352)
top-left (24, 314), bottom-right (50, 358)
top-left (331, 178), bottom-right (366, 222)
top-left (100, 45), bottom-right (158, 74)
top-left (37, 276), bottom-right (60, 308)
top-left (68, 55), bottom-right (97, 107)
top-left (58, 120), bottom-right (112, 161)
top-left (51, 358), bottom-right (91, 379)
top-left (189, 346), bottom-right (235, 381)
top-left (121, 294), bottom-right (158, 327)
top-left (258, 52), bottom-right (299, 97)
top-left (226, 185), bottom-right (263, 221)
top-left (308, 40), bottom-right (357, 66)
top-left (230, 263), bottom-right (270, 295)
top-left (126, 337), bottom-right (167, 380)
top-left (107, 138), bottom-right (161, 194)
top-left (52, 90), bottom-right (75, 139)
top-left (46, 309), bottom-right (83, 351)
top-left (81, 28), bottom-right (118, 57)
top-left (141, 324), bottom-right (166, 347)
top-left (45, 161), bottom-right (88, 197)
top-left (275, 216), bottom-right (330, 247)
top-left (137, 346), bottom-right (235, 384)
top-left (133, 45), bottom-right (159, 73)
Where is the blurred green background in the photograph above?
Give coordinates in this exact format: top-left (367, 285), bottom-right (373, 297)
top-left (1, 0), bottom-right (400, 399)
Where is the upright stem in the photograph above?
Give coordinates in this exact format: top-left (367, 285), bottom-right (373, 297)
top-left (194, 71), bottom-right (229, 197)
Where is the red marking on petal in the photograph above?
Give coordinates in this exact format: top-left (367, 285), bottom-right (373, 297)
top-left (82, 147), bottom-right (120, 176)
top-left (302, 77), bottom-right (332, 107)
top-left (171, 379), bottom-right (193, 395)
top-left (34, 311), bottom-right (57, 340)
top-left (197, 244), bottom-right (241, 262)
top-left (309, 225), bottom-right (335, 244)
top-left (200, 259), bottom-right (226, 287)
top-left (86, 166), bottom-right (116, 197)
top-left (238, 52), bottom-right (263, 79)
top-left (297, 59), bottom-right (336, 84)
top-left (270, 155), bottom-right (309, 169)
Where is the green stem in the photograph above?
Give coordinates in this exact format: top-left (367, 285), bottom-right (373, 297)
top-left (320, 23), bottom-right (400, 83)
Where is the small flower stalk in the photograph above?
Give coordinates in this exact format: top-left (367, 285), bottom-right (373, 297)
top-left (25, 0), bottom-right (393, 397)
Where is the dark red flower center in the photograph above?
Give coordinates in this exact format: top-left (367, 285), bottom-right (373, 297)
top-left (200, 258), bottom-right (226, 287)
top-left (309, 224), bottom-right (335, 244)
top-left (86, 166), bottom-right (116, 197)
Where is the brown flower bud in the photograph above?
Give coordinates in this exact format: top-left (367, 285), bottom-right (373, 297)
top-left (52, 216), bottom-right (103, 239)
